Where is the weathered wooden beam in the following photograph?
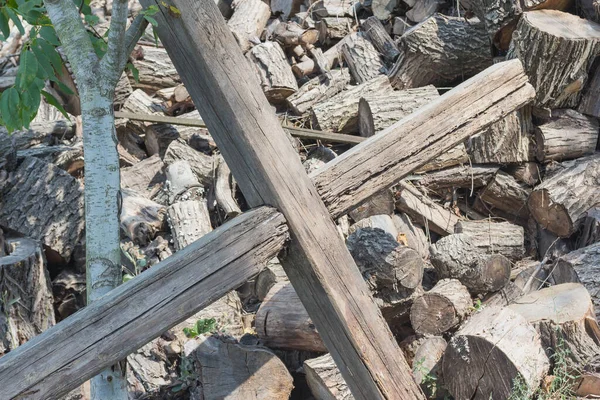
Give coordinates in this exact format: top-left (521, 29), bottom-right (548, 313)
top-left (312, 59), bottom-right (535, 218)
top-left (141, 1), bottom-right (425, 399)
top-left (0, 207), bottom-right (288, 400)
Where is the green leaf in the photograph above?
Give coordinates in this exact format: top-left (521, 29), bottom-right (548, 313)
top-left (31, 42), bottom-right (53, 79)
top-left (0, 9), bottom-right (10, 40)
top-left (182, 327), bottom-right (198, 338)
top-left (39, 26), bottom-right (60, 46)
top-left (1, 88), bottom-right (21, 132)
top-left (123, 274), bottom-right (134, 283)
top-left (37, 38), bottom-right (63, 74)
top-left (195, 318), bottom-right (216, 335)
top-left (84, 14), bottom-right (99, 26)
top-left (6, 8), bottom-right (24, 35)
top-left (18, 49), bottom-right (38, 89)
top-left (126, 63), bottom-right (139, 83)
top-left (41, 90), bottom-right (69, 119)
top-left (54, 80), bottom-right (74, 96)
top-left (144, 15), bottom-right (158, 27)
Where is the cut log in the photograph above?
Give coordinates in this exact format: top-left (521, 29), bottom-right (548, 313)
top-left (576, 206), bottom-right (600, 248)
top-left (508, 10), bottom-right (600, 109)
top-left (0, 237), bottom-right (55, 355)
top-left (395, 182), bottom-right (460, 236)
top-left (304, 353), bottom-right (353, 400)
top-left (255, 261), bottom-right (288, 301)
top-left (391, 213), bottom-right (429, 259)
top-left (479, 171), bottom-right (531, 222)
top-left (361, 17), bottom-right (400, 64)
top-left (184, 335), bottom-right (293, 399)
top-left (256, 282), bottom-right (327, 352)
top-left (430, 234), bottom-right (512, 293)
top-left (410, 279), bottom-right (471, 335)
top-left (579, 61), bottom-right (600, 118)
top-left (247, 41), bottom-right (298, 103)
top-left (412, 336), bottom-right (447, 398)
top-left (17, 144), bottom-right (84, 176)
top-left (227, 0), bottom-right (271, 52)
top-left (120, 189), bottom-right (167, 246)
top-left (348, 190), bottom-right (395, 221)
top-left (528, 154), bottom-right (600, 237)
top-left (165, 160), bottom-right (204, 205)
top-left (272, 21), bottom-right (319, 47)
top-left (119, 88), bottom-right (163, 136)
top-left (0, 157), bottom-right (85, 261)
top-left (349, 215), bottom-right (398, 239)
top-left (508, 283), bottom-right (600, 370)
top-left (292, 45), bottom-right (341, 78)
top-left (0, 120), bottom-right (75, 158)
top-left (341, 32), bottom-right (384, 85)
top-left (467, 108), bottom-right (533, 164)
top-left (418, 165), bottom-right (499, 192)
top-left (454, 219), bottom-right (525, 261)
top-left (551, 242), bottom-right (600, 321)
top-left (415, 143), bottom-right (470, 173)
top-left (356, 85), bottom-right (439, 133)
top-left (316, 17), bottom-right (355, 44)
top-left (310, 75), bottom-right (393, 133)
top-left (443, 306), bottom-right (549, 400)
top-left (389, 15), bottom-right (493, 89)
top-left (130, 46), bottom-right (181, 92)
top-left (534, 109), bottom-right (599, 163)
top-left (312, 0), bottom-right (355, 17)
top-left (163, 138), bottom-right (214, 186)
top-left (120, 154), bottom-right (165, 198)
top-left (215, 156), bottom-right (241, 219)
top-left (405, 0), bottom-right (438, 22)
top-left (507, 162), bottom-right (541, 186)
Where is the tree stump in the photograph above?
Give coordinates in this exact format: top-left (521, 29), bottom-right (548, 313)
top-left (389, 15), bottom-right (493, 89)
top-left (410, 279), bottom-right (472, 335)
top-left (443, 306), bottom-right (549, 400)
top-left (247, 42), bottom-right (298, 103)
top-left (304, 353), bottom-right (353, 400)
top-left (534, 109), bottom-right (599, 163)
top-left (0, 237), bottom-right (55, 355)
top-left (528, 154), bottom-right (600, 237)
top-left (508, 10), bottom-right (600, 109)
top-left (430, 234), bottom-right (512, 293)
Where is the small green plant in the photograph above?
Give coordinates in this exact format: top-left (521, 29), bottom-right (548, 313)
top-left (471, 298), bottom-right (484, 312)
top-left (171, 353), bottom-right (198, 393)
top-left (414, 357), bottom-right (440, 399)
top-left (508, 374), bottom-right (530, 400)
top-left (183, 318), bottom-right (217, 338)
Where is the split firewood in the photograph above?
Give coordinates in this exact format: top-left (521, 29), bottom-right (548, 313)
top-left (130, 46), bottom-right (180, 92)
top-left (214, 156), bottom-right (241, 218)
top-left (395, 182), bottom-right (460, 236)
top-left (479, 171), bottom-right (531, 222)
top-left (389, 15), bottom-right (493, 89)
top-left (272, 21), bottom-right (319, 47)
top-left (410, 279), bottom-right (471, 335)
top-left (254, 261), bottom-right (288, 301)
top-left (443, 306), bottom-right (549, 400)
top-left (391, 213), bottom-right (429, 259)
top-left (550, 242), bottom-right (600, 321)
top-left (316, 17), bottom-right (355, 44)
top-left (361, 17), bottom-right (400, 64)
top-left (415, 143), bottom-right (470, 173)
top-left (227, 0), bottom-right (271, 52)
top-left (312, 0), bottom-right (356, 17)
top-left (291, 45), bottom-right (342, 77)
top-left (256, 281), bottom-right (327, 352)
top-left (412, 336), bottom-right (447, 397)
top-left (418, 165), bottom-right (499, 192)
top-left (0, 237), bottom-right (55, 356)
top-left (310, 74), bottom-right (393, 133)
top-left (528, 154), bottom-right (600, 237)
top-left (348, 189), bottom-right (395, 221)
top-left (579, 62), bottom-right (600, 118)
top-left (508, 10), bottom-right (600, 109)
top-left (183, 335), bottom-right (293, 399)
top-left (0, 120), bottom-right (75, 159)
top-left (0, 157), bottom-right (84, 262)
top-left (467, 108), bottom-right (533, 164)
top-left (404, 0), bottom-right (439, 22)
top-left (508, 283), bottom-right (600, 370)
top-left (340, 32), bottom-right (384, 84)
top-left (370, 0), bottom-right (397, 19)
top-left (534, 109), bottom-right (599, 163)
top-left (304, 353), bottom-right (352, 400)
top-left (163, 138), bottom-right (214, 186)
top-left (454, 220), bottom-right (526, 261)
top-left (507, 162), bottom-right (541, 186)
top-left (120, 189), bottom-right (166, 246)
top-left (349, 214), bottom-right (398, 239)
top-left (247, 41), bottom-right (298, 103)
top-left (576, 207), bottom-right (600, 249)
top-left (119, 89), bottom-right (163, 139)
top-left (120, 155), bottom-right (165, 199)
top-left (431, 233), bottom-right (511, 293)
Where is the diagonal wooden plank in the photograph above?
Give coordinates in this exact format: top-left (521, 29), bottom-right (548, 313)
top-left (138, 0), bottom-right (425, 399)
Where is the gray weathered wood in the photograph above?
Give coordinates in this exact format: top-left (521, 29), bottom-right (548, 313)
top-left (0, 119), bottom-right (75, 158)
top-left (0, 207), bottom-right (288, 399)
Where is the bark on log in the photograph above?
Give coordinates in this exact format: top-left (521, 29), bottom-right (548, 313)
top-left (120, 154), bottom-right (165, 198)
top-left (310, 75), bottom-right (393, 133)
top-left (184, 331), bottom-right (293, 399)
top-left (304, 353), bottom-right (353, 400)
top-left (131, 46), bottom-right (181, 92)
top-left (479, 171), bottom-right (531, 222)
top-left (389, 15), bottom-right (493, 90)
top-left (215, 156), bottom-right (242, 219)
top-left (361, 17), bottom-right (400, 64)
top-left (167, 200), bottom-right (212, 250)
top-left (508, 283), bottom-right (600, 370)
top-left (227, 0), bottom-right (271, 52)
top-left (418, 165), bottom-right (499, 192)
top-left (163, 138), bottom-right (214, 186)
top-left (287, 69), bottom-right (351, 115)
top-left (316, 17), bottom-right (355, 44)
top-left (508, 10), bottom-right (600, 109)
top-left (430, 234), bottom-right (512, 293)
top-left (467, 108), bottom-right (533, 164)
top-left (348, 190), bottom-right (395, 221)
top-left (292, 45), bottom-right (341, 78)
top-left (507, 162), bottom-right (541, 186)
top-left (454, 219), bottom-right (526, 261)
top-left (405, 0), bottom-right (438, 22)
top-left (0, 157), bottom-right (85, 261)
top-left (0, 120), bottom-right (75, 158)
top-left (120, 189), bottom-right (167, 246)
top-left (0, 207), bottom-right (289, 399)
top-left (528, 154), bottom-right (600, 237)
top-left (391, 213), bottom-right (429, 259)
top-left (443, 306), bottom-right (549, 400)
top-left (416, 143), bottom-right (470, 173)
top-left (247, 41), bottom-right (298, 103)
top-left (0, 237), bottom-right (55, 356)
top-left (395, 182), bottom-right (460, 236)
top-left (576, 206), bottom-right (600, 248)
top-left (410, 279), bottom-right (471, 335)
top-left (256, 282), bottom-right (328, 352)
top-left (16, 144), bottom-right (84, 176)
top-left (341, 32), bottom-right (384, 85)
top-left (551, 243), bottom-right (600, 322)
top-left (534, 109), bottom-right (599, 163)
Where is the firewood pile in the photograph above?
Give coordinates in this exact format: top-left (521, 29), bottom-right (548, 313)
top-left (1, 0), bottom-right (600, 398)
